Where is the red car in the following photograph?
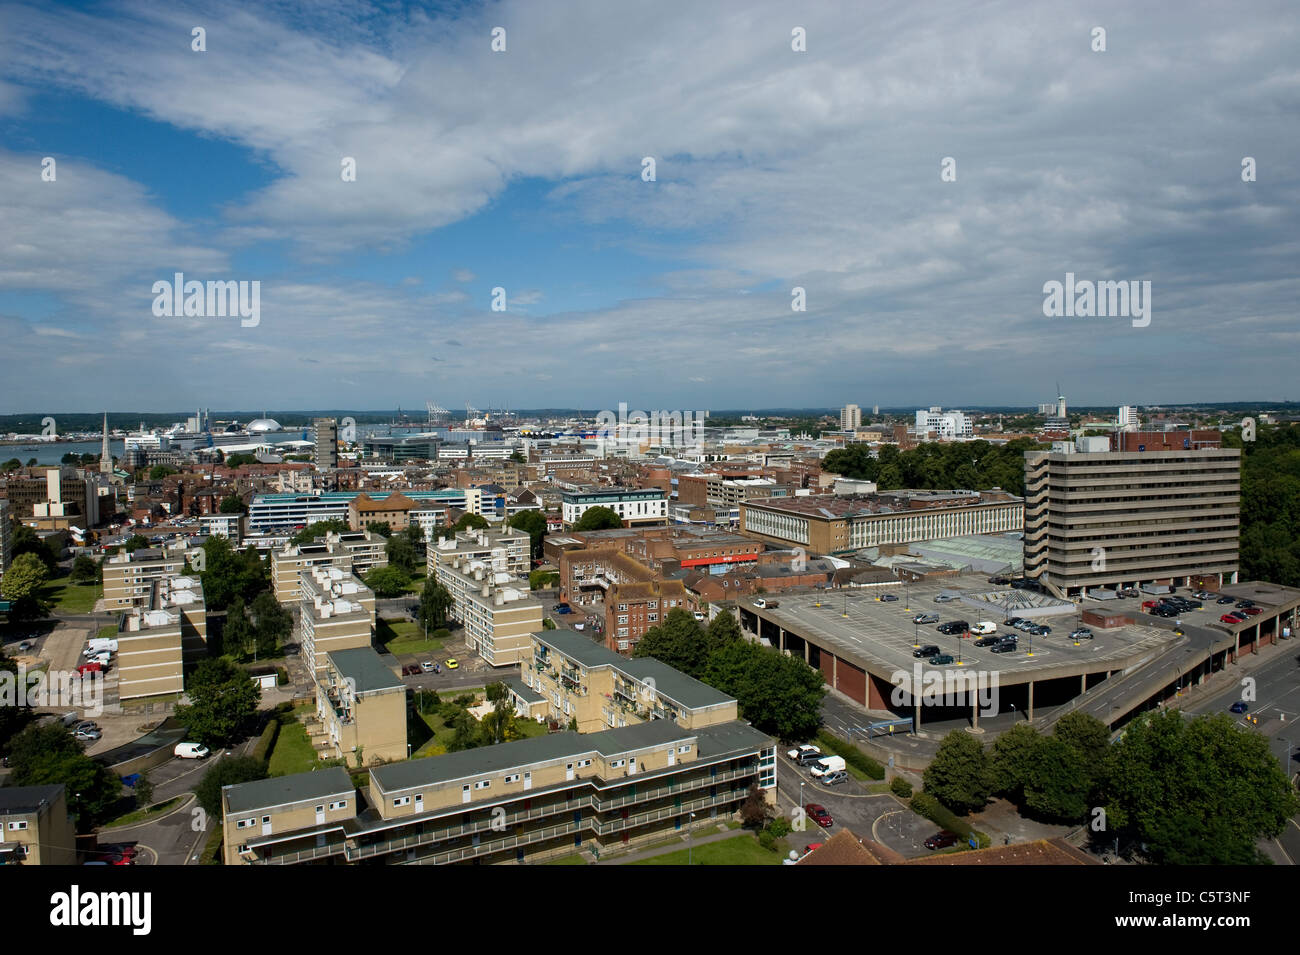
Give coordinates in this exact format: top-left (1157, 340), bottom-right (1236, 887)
top-left (1142, 601), bottom-right (1158, 610)
top-left (401, 664), bottom-right (420, 676)
top-left (104, 844), bottom-right (138, 860)
top-left (925, 831), bottom-right (961, 850)
top-left (803, 842), bottom-right (823, 854)
top-left (1242, 607), bottom-right (1263, 617)
top-left (75, 662), bottom-right (102, 676)
top-left (1220, 614), bottom-right (1241, 624)
top-left (805, 803), bottom-right (833, 829)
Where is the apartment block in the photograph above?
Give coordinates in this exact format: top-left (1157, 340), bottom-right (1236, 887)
top-left (561, 488), bottom-right (667, 529)
top-left (271, 530), bottom-right (387, 604)
top-left (299, 566), bottom-right (376, 677)
top-left (102, 546), bottom-right (186, 610)
top-left (311, 647), bottom-right (406, 766)
top-left (1023, 447), bottom-right (1241, 597)
top-left (223, 718), bottom-right (775, 866)
top-left (117, 576), bottom-right (207, 700)
top-left (0, 499), bottom-right (11, 578)
top-left (0, 785), bottom-right (77, 865)
top-left (349, 491), bottom-right (419, 531)
top-left (606, 580), bottom-right (698, 654)
top-left (514, 629), bottom-right (736, 732)
top-left (199, 512), bottom-right (246, 544)
top-left (314, 417), bottom-right (339, 469)
top-left (428, 526), bottom-right (531, 580)
top-left (741, 490), bottom-right (1024, 554)
top-left (434, 555), bottom-right (542, 666)
top-left (222, 767), bottom-right (357, 866)
top-left (840, 404), bottom-right (862, 430)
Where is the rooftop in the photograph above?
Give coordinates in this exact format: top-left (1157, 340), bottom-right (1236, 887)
top-left (328, 647), bottom-right (404, 694)
top-left (0, 784), bottom-right (64, 814)
top-left (223, 767), bottom-right (355, 816)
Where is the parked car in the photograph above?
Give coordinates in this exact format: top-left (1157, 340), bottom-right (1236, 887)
top-left (973, 636), bottom-right (1002, 648)
top-left (16, 640), bottom-right (34, 652)
top-left (820, 770), bottom-right (850, 786)
top-left (933, 594), bottom-right (958, 603)
top-left (401, 664), bottom-right (421, 676)
top-left (912, 645), bottom-right (941, 658)
top-left (912, 613), bottom-right (939, 625)
top-left (74, 721), bottom-right (98, 735)
top-left (929, 654), bottom-right (955, 665)
top-left (1217, 596), bottom-right (1236, 605)
top-left (1242, 607), bottom-right (1263, 617)
top-left (1069, 628), bottom-right (1093, 640)
top-left (1118, 588), bottom-right (1140, 597)
top-left (74, 727), bottom-right (102, 742)
top-left (924, 831), bottom-right (961, 850)
top-left (969, 622), bottom-right (997, 636)
top-left (74, 662), bottom-right (102, 677)
top-left (1235, 600), bottom-right (1255, 609)
top-left (990, 641), bottom-right (1018, 654)
top-left (787, 743), bottom-right (821, 760)
top-left (879, 594), bottom-right (898, 602)
top-left (1142, 600), bottom-right (1159, 610)
top-left (805, 804), bottom-right (833, 828)
top-left (1229, 701), bottom-right (1249, 714)
top-left (797, 749), bottom-right (830, 766)
top-left (936, 621), bottom-right (969, 634)
top-left (173, 742), bottom-right (210, 759)
top-left (420, 661), bottom-right (436, 672)
top-left (1220, 614), bottom-right (1242, 624)
top-left (445, 658), bottom-right (459, 670)
top-left (803, 842), bottom-right (823, 854)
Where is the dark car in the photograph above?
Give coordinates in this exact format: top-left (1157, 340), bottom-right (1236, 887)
top-left (1217, 596), bottom-right (1236, 605)
top-left (1229, 701), bottom-right (1249, 714)
top-left (913, 645), bottom-right (941, 658)
top-left (1242, 607), bottom-right (1263, 617)
top-left (805, 804), bottom-right (833, 829)
top-left (929, 654), bottom-right (955, 665)
top-left (797, 750), bottom-right (830, 766)
top-left (1005, 617), bottom-right (1025, 628)
top-left (990, 641), bottom-right (1017, 654)
top-left (1031, 624), bottom-right (1051, 635)
top-left (924, 831), bottom-right (961, 850)
top-left (936, 621), bottom-right (969, 634)
top-left (1235, 600), bottom-right (1255, 609)
top-left (973, 636), bottom-right (1002, 648)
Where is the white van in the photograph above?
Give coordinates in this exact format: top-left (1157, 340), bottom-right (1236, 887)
top-left (970, 622), bottom-right (997, 636)
top-left (174, 742), bottom-right (210, 759)
top-left (809, 755), bottom-right (847, 778)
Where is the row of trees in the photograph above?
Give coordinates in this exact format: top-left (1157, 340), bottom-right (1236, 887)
top-left (1226, 423), bottom-right (1300, 586)
top-left (221, 592), bottom-right (294, 658)
top-left (822, 438), bottom-right (1043, 496)
top-left (633, 609), bottom-right (825, 740)
top-left (922, 709), bottom-right (1298, 864)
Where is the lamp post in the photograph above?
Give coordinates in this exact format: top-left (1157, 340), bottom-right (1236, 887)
top-left (688, 811), bottom-right (697, 866)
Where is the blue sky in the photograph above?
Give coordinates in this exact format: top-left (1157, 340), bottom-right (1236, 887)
top-left (0, 0), bottom-right (1297, 413)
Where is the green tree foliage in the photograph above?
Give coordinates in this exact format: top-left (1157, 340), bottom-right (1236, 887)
top-left (509, 450), bottom-right (526, 464)
top-left (1023, 735), bottom-right (1093, 822)
top-left (197, 536), bottom-right (269, 611)
top-left (6, 723), bottom-right (122, 827)
top-left (822, 437), bottom-right (1044, 496)
top-left (70, 554), bottom-right (99, 584)
top-left (1225, 423), bottom-right (1300, 586)
top-left (507, 509), bottom-right (547, 561)
top-left (366, 520), bottom-right (392, 538)
top-left (438, 513), bottom-right (490, 539)
top-left (572, 506), bottom-right (623, 532)
top-left (988, 723), bottom-right (1042, 804)
top-left (124, 534), bottom-right (151, 553)
top-left (0, 552), bottom-right (51, 620)
top-left (218, 494), bottom-right (246, 514)
top-left (1102, 709), bottom-right (1298, 864)
top-left (447, 712), bottom-right (480, 752)
top-left (288, 518), bottom-right (349, 545)
top-left (133, 770), bottom-right (155, 808)
top-left (10, 524), bottom-right (57, 572)
top-left (176, 658), bottom-right (262, 747)
top-left (195, 755), bottom-right (268, 818)
top-left (702, 640), bottom-right (824, 741)
top-left (223, 453), bottom-right (258, 468)
top-left (632, 608), bottom-right (712, 678)
top-left (250, 591), bottom-right (293, 657)
top-left (385, 533), bottom-right (418, 576)
top-left (221, 598), bottom-right (254, 657)
top-left (0, 458), bottom-right (21, 471)
top-left (542, 617), bottom-right (557, 630)
top-left (419, 578), bottom-right (453, 629)
top-left (365, 564), bottom-right (409, 597)
top-left (149, 465), bottom-right (178, 480)
top-left (922, 730), bottom-right (993, 814)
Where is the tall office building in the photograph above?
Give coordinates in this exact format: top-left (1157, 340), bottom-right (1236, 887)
top-left (1023, 445), bottom-right (1241, 597)
top-left (314, 418), bottom-right (339, 469)
top-left (840, 404), bottom-right (862, 430)
top-left (1118, 405), bottom-right (1137, 431)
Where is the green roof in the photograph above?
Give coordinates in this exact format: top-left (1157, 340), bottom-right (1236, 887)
top-left (222, 767), bottom-right (354, 815)
top-left (328, 647), bottom-right (403, 694)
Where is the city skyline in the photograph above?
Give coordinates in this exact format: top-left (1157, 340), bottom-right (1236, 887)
top-left (1, 1), bottom-right (1297, 409)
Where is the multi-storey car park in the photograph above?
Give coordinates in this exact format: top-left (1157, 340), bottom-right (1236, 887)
top-left (736, 577), bottom-right (1300, 740)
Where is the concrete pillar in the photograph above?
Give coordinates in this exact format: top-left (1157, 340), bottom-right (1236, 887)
top-left (971, 699), bottom-right (979, 730)
top-left (779, 627), bottom-right (785, 652)
top-left (1028, 680), bottom-right (1034, 722)
top-left (1081, 673), bottom-right (1087, 694)
top-left (914, 696), bottom-right (922, 733)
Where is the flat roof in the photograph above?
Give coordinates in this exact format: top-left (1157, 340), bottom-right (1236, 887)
top-left (0, 784), bottom-right (64, 814)
top-left (223, 767), bottom-right (354, 815)
top-left (328, 647), bottom-right (403, 693)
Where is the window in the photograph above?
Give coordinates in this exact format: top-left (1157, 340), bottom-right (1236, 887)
top-left (504, 773), bottom-right (521, 783)
top-left (648, 613), bottom-right (658, 622)
top-left (678, 744), bottom-right (691, 753)
top-left (262, 816), bottom-right (271, 824)
top-left (577, 758), bottom-right (593, 767)
top-left (609, 759), bottom-right (626, 768)
top-left (648, 600), bottom-right (658, 609)
top-left (315, 806), bottom-right (324, 814)
top-left (618, 615), bottom-right (628, 625)
top-left (474, 780), bottom-right (491, 790)
top-left (237, 818), bottom-right (255, 829)
top-left (393, 796), bottom-right (411, 807)
top-left (618, 603), bottom-right (627, 611)
top-left (328, 799), bottom-right (348, 810)
top-left (8, 820), bottom-right (28, 831)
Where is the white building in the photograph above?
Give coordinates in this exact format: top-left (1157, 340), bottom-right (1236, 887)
top-left (840, 405), bottom-right (862, 430)
top-left (914, 408), bottom-right (973, 440)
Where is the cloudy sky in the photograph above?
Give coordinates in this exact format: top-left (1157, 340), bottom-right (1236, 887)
top-left (0, 0), bottom-right (1296, 414)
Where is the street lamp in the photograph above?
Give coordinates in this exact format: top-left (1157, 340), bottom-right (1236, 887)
top-left (688, 811), bottom-right (697, 866)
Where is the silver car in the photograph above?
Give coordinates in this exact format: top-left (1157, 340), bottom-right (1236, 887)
top-left (821, 770), bottom-right (849, 786)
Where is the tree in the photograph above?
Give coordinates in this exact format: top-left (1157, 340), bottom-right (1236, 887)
top-left (224, 453), bottom-right (257, 468)
top-left (542, 617), bottom-right (557, 630)
top-left (198, 536), bottom-right (268, 611)
top-left (572, 506), bottom-right (622, 532)
top-left (385, 533), bottom-right (418, 576)
top-left (438, 513), bottom-right (489, 539)
top-left (739, 782), bottom-right (773, 830)
top-left (365, 565), bottom-right (409, 598)
top-left (447, 712), bottom-right (480, 752)
top-left (149, 464), bottom-right (178, 480)
top-left (222, 598), bottom-right (254, 659)
top-left (1, 458), bottom-right (22, 471)
top-left (0, 552), bottom-right (51, 620)
top-left (1102, 710), bottom-right (1298, 864)
top-left (70, 554), bottom-right (99, 585)
top-left (633, 609), bottom-right (709, 677)
top-left (288, 518), bottom-right (349, 546)
top-left (366, 520), bottom-right (392, 538)
top-left (506, 509), bottom-right (547, 561)
top-left (176, 658), bottom-right (262, 747)
top-left (195, 755), bottom-right (268, 818)
top-left (124, 534), bottom-right (150, 553)
top-left (702, 640), bottom-right (824, 741)
top-left (133, 770), bottom-right (155, 808)
top-left (6, 723), bottom-right (122, 827)
top-left (705, 611), bottom-right (743, 649)
top-left (250, 591), bottom-right (293, 657)
top-left (11, 524), bottom-right (57, 572)
top-left (218, 494), bottom-right (246, 514)
top-left (419, 578), bottom-right (453, 630)
top-left (989, 723), bottom-right (1042, 804)
top-left (1023, 736), bottom-right (1093, 822)
top-left (922, 730), bottom-right (993, 814)
top-left (508, 450), bottom-right (526, 464)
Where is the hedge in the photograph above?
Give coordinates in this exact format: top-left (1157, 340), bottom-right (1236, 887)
top-left (910, 792), bottom-right (991, 848)
top-left (251, 718), bottom-right (280, 764)
top-left (890, 777), bottom-right (914, 799)
top-left (200, 821), bottom-right (225, 865)
top-left (814, 730), bottom-right (886, 780)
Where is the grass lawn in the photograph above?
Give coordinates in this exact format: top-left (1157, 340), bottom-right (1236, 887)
top-left (545, 852), bottom-right (589, 865)
top-left (268, 716), bottom-right (324, 776)
top-left (630, 833), bottom-right (788, 866)
top-left (102, 796), bottom-right (182, 829)
top-left (41, 573), bottom-right (101, 614)
top-left (379, 618), bottom-right (445, 657)
top-left (96, 625), bottom-right (117, 641)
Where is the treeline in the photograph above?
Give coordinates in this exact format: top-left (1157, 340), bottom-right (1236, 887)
top-left (1225, 423), bottom-right (1300, 587)
top-left (822, 437), bottom-right (1043, 497)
